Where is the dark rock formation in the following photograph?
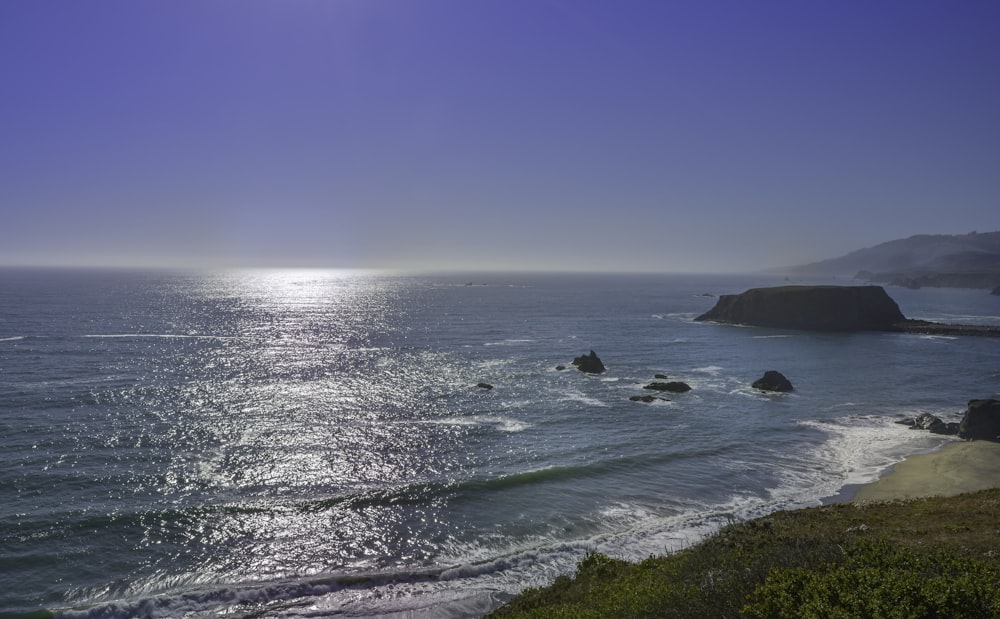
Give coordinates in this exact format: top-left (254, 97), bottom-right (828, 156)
top-left (906, 412), bottom-right (959, 435)
top-left (476, 383), bottom-right (493, 390)
top-left (958, 399), bottom-right (1000, 441)
top-left (654, 373), bottom-right (669, 379)
top-left (555, 365), bottom-right (567, 371)
top-left (752, 371), bottom-right (794, 392)
top-left (572, 350), bottom-right (606, 374)
top-left (644, 381), bottom-right (691, 393)
top-left (695, 286), bottom-right (905, 331)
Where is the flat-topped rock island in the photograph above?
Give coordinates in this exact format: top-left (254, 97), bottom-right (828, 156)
top-left (695, 284), bottom-right (1000, 337)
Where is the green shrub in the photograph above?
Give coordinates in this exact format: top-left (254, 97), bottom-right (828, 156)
top-left (744, 541), bottom-right (1000, 618)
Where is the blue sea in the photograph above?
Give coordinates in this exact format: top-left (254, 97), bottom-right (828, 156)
top-left (2, 269), bottom-right (999, 618)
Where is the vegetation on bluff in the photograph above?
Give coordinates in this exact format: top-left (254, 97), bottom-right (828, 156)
top-left (488, 489), bottom-right (1000, 618)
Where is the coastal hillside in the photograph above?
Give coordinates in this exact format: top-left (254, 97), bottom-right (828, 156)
top-left (785, 231), bottom-right (1000, 289)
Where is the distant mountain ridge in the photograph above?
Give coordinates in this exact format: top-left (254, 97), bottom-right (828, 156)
top-left (785, 231), bottom-right (1000, 290)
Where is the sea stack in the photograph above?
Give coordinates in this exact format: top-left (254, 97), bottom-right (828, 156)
top-left (572, 350), bottom-right (606, 374)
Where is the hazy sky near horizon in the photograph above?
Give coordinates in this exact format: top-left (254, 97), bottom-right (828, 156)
top-left (2, 1), bottom-right (998, 272)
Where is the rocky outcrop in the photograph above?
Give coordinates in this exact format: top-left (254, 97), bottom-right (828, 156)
top-left (752, 371), bottom-right (793, 392)
top-left (958, 399), bottom-right (1000, 441)
top-left (695, 286), bottom-right (906, 331)
top-left (898, 401), bottom-right (1000, 439)
top-left (477, 383), bottom-right (493, 390)
top-left (897, 412), bottom-right (959, 435)
top-left (644, 381), bottom-right (691, 393)
top-left (572, 350), bottom-right (606, 374)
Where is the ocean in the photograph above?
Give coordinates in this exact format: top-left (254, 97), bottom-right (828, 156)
top-left (2, 269), bottom-right (999, 618)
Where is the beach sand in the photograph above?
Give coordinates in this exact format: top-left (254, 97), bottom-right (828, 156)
top-left (854, 440), bottom-right (1000, 502)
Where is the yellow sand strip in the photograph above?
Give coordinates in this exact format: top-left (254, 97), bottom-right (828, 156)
top-left (854, 440), bottom-right (1000, 503)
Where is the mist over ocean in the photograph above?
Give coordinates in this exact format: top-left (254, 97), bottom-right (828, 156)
top-left (2, 269), bottom-right (999, 618)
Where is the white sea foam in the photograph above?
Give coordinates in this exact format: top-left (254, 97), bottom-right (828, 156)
top-left (797, 415), bottom-right (956, 489)
top-left (81, 333), bottom-right (238, 340)
top-left (558, 390), bottom-right (608, 407)
top-left (0, 336), bottom-right (24, 341)
top-left (421, 416), bottom-right (529, 432)
top-left (692, 365), bottom-right (724, 375)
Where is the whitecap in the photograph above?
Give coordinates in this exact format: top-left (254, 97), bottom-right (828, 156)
top-left (0, 336), bottom-right (24, 342)
top-left (692, 365), bottom-right (724, 375)
top-left (558, 391), bottom-right (608, 407)
top-left (421, 416), bottom-right (530, 432)
top-left (81, 333), bottom-right (238, 340)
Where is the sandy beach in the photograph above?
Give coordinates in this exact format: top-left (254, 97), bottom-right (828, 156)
top-left (854, 440), bottom-right (1000, 502)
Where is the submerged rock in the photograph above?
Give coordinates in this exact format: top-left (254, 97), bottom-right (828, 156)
top-left (572, 350), bottom-right (606, 374)
top-left (643, 381), bottom-right (691, 393)
top-left (476, 383), bottom-right (493, 390)
top-left (629, 395), bottom-right (666, 403)
top-left (752, 370), bottom-right (794, 392)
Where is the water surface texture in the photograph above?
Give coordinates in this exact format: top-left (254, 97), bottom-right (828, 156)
top-left (2, 270), bottom-right (998, 617)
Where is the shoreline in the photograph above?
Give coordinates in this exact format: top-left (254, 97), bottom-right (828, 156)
top-left (851, 439), bottom-right (1000, 503)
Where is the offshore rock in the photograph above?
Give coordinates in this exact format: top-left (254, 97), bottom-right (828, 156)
top-left (694, 285), bottom-right (905, 331)
top-left (476, 383), bottom-right (494, 390)
top-left (958, 399), bottom-right (1000, 441)
top-left (752, 370), bottom-right (794, 392)
top-left (572, 350), bottom-right (606, 374)
top-left (644, 381), bottom-right (691, 393)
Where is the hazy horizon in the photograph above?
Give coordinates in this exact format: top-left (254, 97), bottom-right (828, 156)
top-left (3, 2), bottom-right (998, 273)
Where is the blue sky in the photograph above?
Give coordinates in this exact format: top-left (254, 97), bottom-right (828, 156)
top-left (2, 1), bottom-right (998, 272)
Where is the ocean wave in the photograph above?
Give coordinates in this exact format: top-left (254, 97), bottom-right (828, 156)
top-left (55, 566), bottom-right (449, 619)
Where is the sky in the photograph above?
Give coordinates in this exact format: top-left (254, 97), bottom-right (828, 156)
top-left (2, 1), bottom-right (998, 273)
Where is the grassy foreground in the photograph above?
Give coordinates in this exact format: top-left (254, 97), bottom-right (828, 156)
top-left (487, 489), bottom-right (1000, 618)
